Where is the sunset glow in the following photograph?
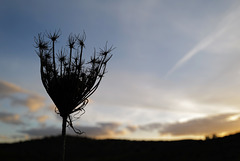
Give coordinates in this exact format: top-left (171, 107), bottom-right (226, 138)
top-left (1, 0), bottom-right (240, 142)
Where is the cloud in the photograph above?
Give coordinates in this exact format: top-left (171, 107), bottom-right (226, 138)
top-left (94, 70), bottom-right (234, 115)
top-left (139, 123), bottom-right (162, 132)
top-left (140, 113), bottom-right (240, 137)
top-left (126, 125), bottom-right (138, 133)
top-left (80, 123), bottom-right (122, 138)
top-left (91, 63), bottom-right (240, 128)
top-left (79, 122), bottom-right (136, 139)
top-left (37, 115), bottom-right (49, 123)
top-left (0, 112), bottom-right (24, 125)
top-left (20, 126), bottom-right (60, 137)
top-left (0, 80), bottom-right (45, 111)
top-left (134, 113), bottom-right (240, 139)
top-left (24, 94), bottom-right (45, 112)
top-left (20, 122), bottom-right (137, 139)
top-left (93, 72), bottom-right (180, 110)
top-left (182, 58), bottom-right (240, 113)
top-left (0, 134), bottom-right (29, 143)
top-left (188, 86), bottom-right (240, 112)
top-left (10, 94), bottom-right (45, 112)
top-left (0, 80), bottom-right (27, 98)
top-left (18, 113), bottom-right (240, 140)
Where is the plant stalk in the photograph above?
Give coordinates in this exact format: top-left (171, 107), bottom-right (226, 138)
top-left (52, 41), bottom-right (57, 78)
top-left (61, 116), bottom-right (67, 161)
top-left (69, 47), bottom-right (72, 75)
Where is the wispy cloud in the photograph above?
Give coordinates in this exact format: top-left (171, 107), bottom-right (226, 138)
top-left (0, 112), bottom-right (24, 125)
top-left (165, 5), bottom-right (240, 78)
top-left (0, 80), bottom-right (27, 97)
top-left (0, 80), bottom-right (45, 111)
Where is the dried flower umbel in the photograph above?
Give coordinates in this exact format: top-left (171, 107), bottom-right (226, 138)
top-left (34, 30), bottom-right (114, 161)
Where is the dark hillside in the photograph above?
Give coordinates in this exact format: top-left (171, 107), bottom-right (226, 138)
top-left (1, 133), bottom-right (240, 161)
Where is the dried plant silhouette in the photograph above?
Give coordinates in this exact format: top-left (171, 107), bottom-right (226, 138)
top-left (34, 30), bottom-right (114, 161)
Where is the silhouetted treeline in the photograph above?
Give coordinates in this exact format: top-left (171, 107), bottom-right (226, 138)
top-left (1, 133), bottom-right (240, 161)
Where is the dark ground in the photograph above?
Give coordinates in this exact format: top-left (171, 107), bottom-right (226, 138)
top-left (1, 133), bottom-right (240, 161)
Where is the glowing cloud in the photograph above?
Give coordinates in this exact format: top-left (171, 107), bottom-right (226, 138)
top-left (159, 113), bottom-right (240, 137)
top-left (37, 115), bottom-right (49, 123)
top-left (0, 80), bottom-right (27, 97)
top-left (0, 80), bottom-right (45, 111)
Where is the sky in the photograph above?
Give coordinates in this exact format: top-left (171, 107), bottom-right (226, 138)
top-left (1, 0), bottom-right (240, 142)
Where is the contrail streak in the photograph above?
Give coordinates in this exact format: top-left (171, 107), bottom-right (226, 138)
top-left (165, 5), bottom-right (239, 78)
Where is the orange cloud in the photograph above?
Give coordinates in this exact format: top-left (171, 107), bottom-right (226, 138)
top-left (0, 80), bottom-right (27, 97)
top-left (79, 122), bottom-right (138, 139)
top-left (158, 113), bottom-right (240, 137)
top-left (0, 112), bottom-right (23, 125)
top-left (37, 115), bottom-right (49, 123)
top-left (0, 80), bottom-right (45, 111)
top-left (25, 95), bottom-right (45, 112)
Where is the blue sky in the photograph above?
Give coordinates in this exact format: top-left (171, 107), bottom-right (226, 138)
top-left (1, 0), bottom-right (240, 142)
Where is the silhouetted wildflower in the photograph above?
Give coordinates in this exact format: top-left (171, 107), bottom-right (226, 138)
top-left (34, 30), bottom-right (114, 161)
top-left (46, 29), bottom-right (61, 42)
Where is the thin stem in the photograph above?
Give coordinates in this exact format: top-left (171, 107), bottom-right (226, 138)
top-left (52, 41), bottom-right (57, 78)
top-left (78, 46), bottom-right (83, 76)
top-left (61, 116), bottom-right (67, 161)
top-left (60, 61), bottom-right (63, 77)
top-left (69, 47), bottom-right (72, 75)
